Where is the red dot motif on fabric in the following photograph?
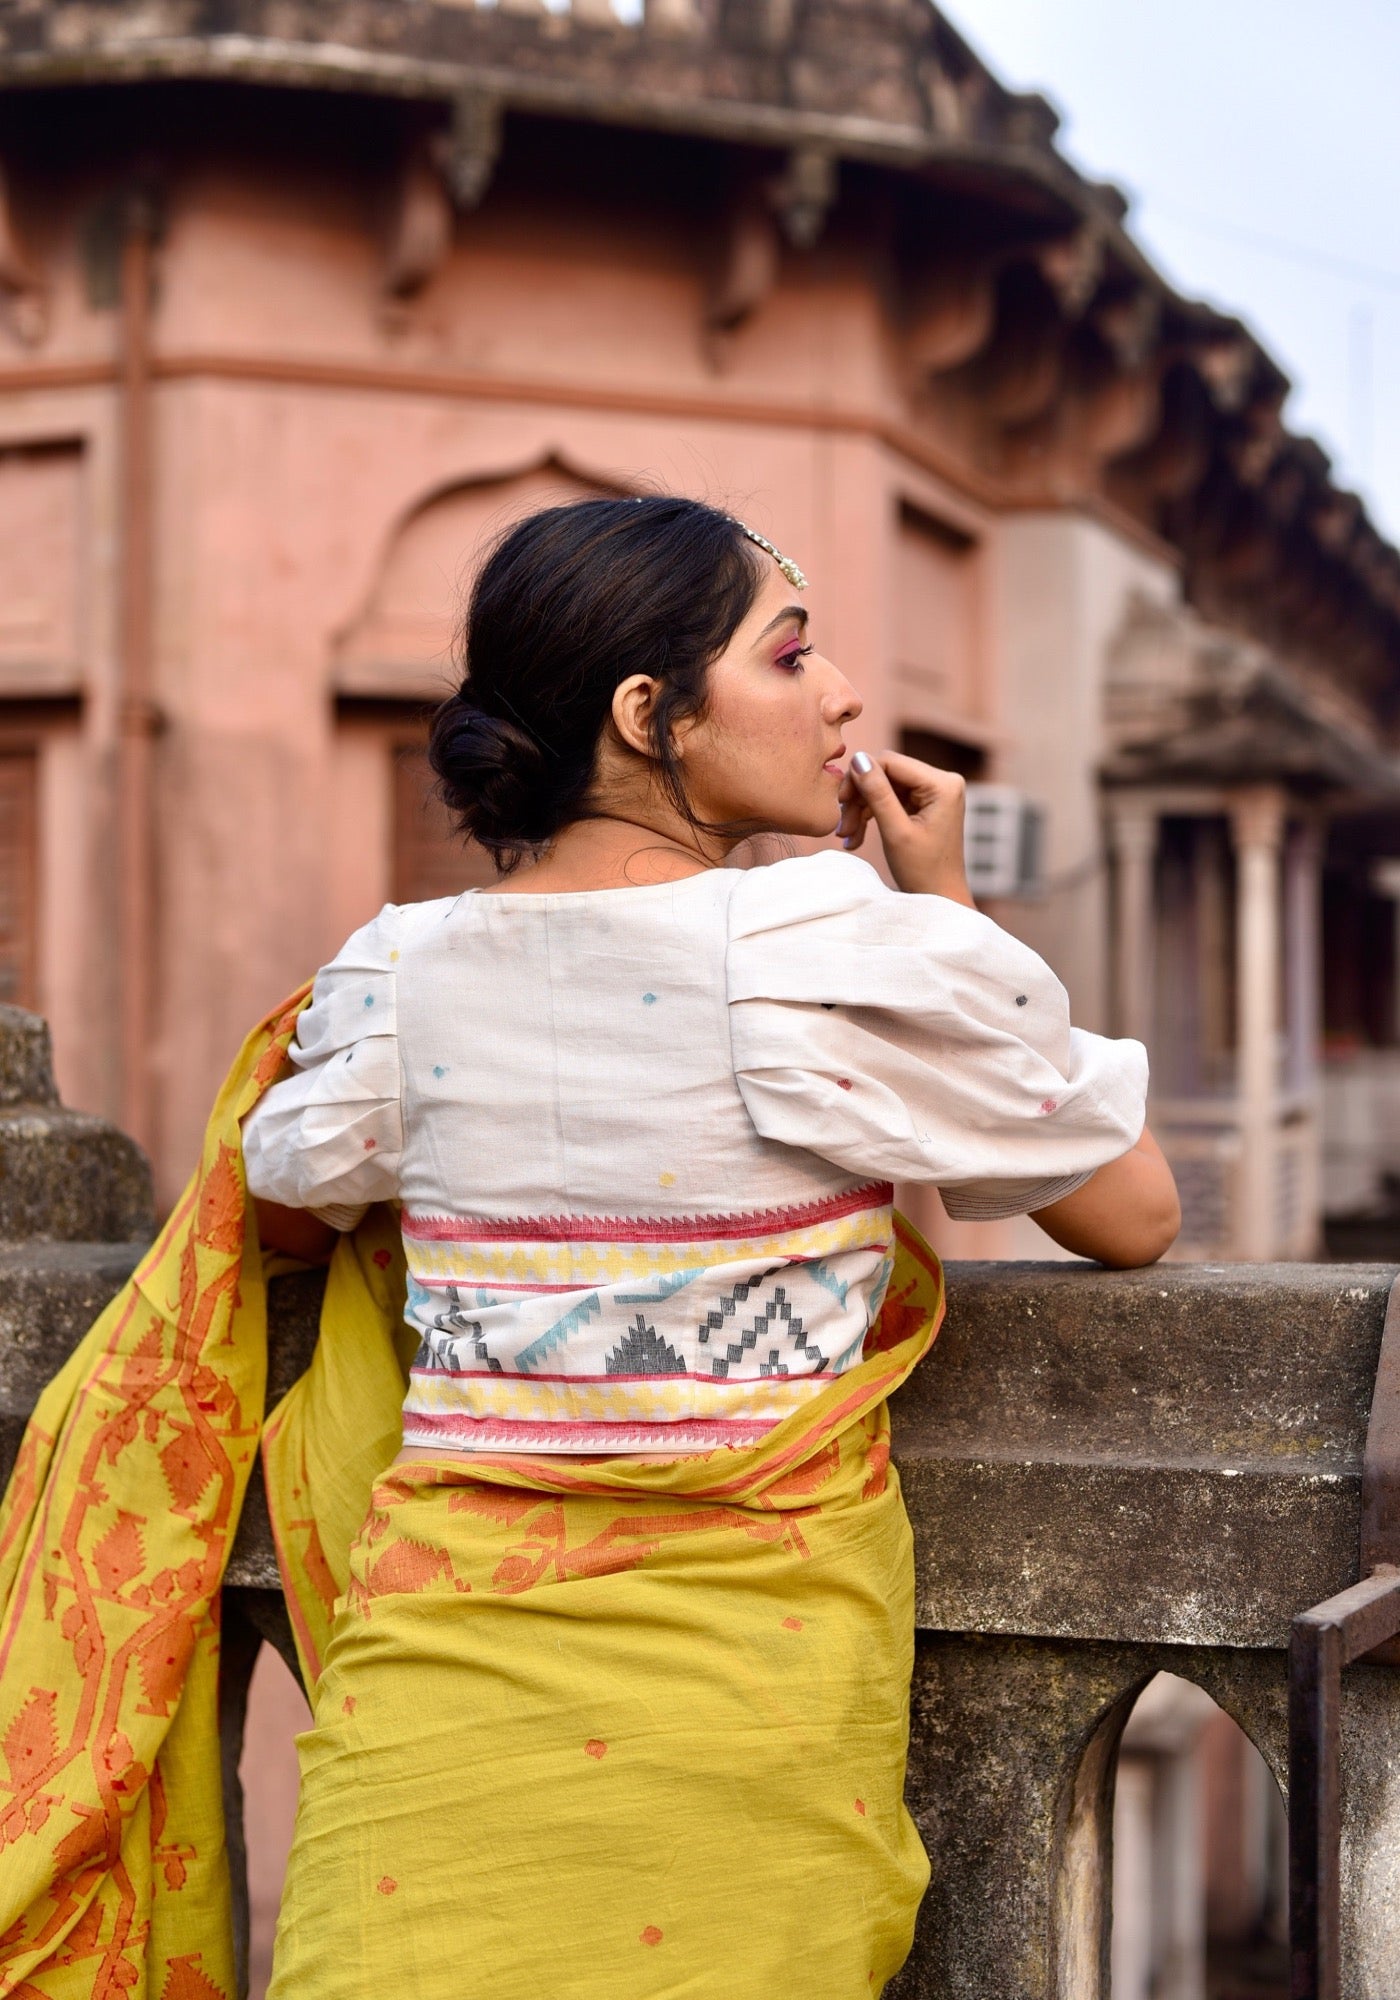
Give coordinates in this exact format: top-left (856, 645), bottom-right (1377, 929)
top-left (640, 1927), bottom-right (663, 1947)
top-left (837, 1078), bottom-right (853, 1091)
top-left (343, 1696), bottom-right (356, 1715)
top-left (372, 1249), bottom-right (392, 1269)
top-left (855, 1799), bottom-right (867, 1817)
top-left (1039, 1100), bottom-right (1058, 1115)
top-left (363, 1137), bottom-right (377, 1150)
top-left (584, 1739), bottom-right (607, 1759)
top-left (377, 1877), bottom-right (398, 1895)
top-left (781, 1616), bottom-right (803, 1631)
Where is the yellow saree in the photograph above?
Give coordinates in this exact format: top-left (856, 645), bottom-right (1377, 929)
top-left (0, 993), bottom-right (944, 1998)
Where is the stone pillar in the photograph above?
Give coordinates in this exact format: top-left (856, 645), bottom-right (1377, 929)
top-left (1230, 788), bottom-right (1286, 1261)
top-left (1371, 859), bottom-right (1400, 1044)
top-left (1283, 818), bottom-right (1325, 1254)
top-left (1107, 799), bottom-right (1159, 1046)
top-left (890, 1636), bottom-right (1293, 2000)
top-left (1284, 817), bottom-right (1323, 1097)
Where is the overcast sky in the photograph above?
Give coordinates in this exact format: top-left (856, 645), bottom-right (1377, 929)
top-left (941, 0), bottom-right (1400, 540)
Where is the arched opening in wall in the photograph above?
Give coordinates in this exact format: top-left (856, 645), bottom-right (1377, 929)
top-left (330, 454), bottom-right (627, 911)
top-left (1111, 1673), bottom-right (1287, 2000)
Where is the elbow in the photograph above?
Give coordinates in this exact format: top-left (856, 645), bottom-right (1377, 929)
top-left (1096, 1182), bottom-right (1182, 1269)
top-left (252, 1196), bottom-right (338, 1264)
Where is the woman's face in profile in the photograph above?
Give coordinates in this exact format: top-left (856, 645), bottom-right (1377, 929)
top-left (677, 558), bottom-right (863, 841)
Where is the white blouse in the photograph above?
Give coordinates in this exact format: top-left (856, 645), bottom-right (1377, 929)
top-left (242, 853), bottom-right (1147, 1454)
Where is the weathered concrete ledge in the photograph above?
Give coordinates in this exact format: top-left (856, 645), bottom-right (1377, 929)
top-left (5, 1249), bottom-right (1392, 1649)
top-left (893, 1259), bottom-right (1395, 1650)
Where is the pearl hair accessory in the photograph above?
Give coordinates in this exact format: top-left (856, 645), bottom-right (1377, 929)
top-left (733, 521), bottom-right (809, 591)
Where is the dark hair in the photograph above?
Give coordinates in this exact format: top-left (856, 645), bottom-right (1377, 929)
top-left (427, 495), bottom-right (763, 872)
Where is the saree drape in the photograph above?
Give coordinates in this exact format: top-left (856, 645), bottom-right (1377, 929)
top-left (0, 992), bottom-right (944, 1999)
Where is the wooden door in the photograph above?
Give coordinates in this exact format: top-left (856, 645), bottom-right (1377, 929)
top-left (392, 741), bottom-right (498, 904)
top-left (0, 751), bottom-right (38, 1009)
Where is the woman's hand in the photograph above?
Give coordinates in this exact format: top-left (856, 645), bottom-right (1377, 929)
top-left (837, 751), bottom-right (976, 906)
top-left (1027, 1127), bottom-right (1182, 1268)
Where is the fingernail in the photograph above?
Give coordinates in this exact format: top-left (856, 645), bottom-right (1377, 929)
top-left (851, 752), bottom-right (873, 776)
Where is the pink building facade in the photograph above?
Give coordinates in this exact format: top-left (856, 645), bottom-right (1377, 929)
top-left (1, 0), bottom-right (1399, 1271)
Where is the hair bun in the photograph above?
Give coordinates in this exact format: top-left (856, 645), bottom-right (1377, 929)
top-left (428, 692), bottom-right (554, 858)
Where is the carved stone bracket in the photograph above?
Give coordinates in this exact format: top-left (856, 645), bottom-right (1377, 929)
top-left (699, 147), bottom-right (835, 364)
top-left (904, 256), bottom-right (1001, 383)
top-left (973, 276), bottom-right (1066, 429)
top-left (705, 193), bottom-right (780, 363)
top-left (0, 167), bottom-right (47, 347)
top-left (768, 146), bottom-right (837, 251)
top-left (1092, 287), bottom-right (1160, 372)
top-left (1110, 361), bottom-right (1216, 509)
top-left (445, 90), bottom-right (503, 211)
top-left (999, 289), bottom-right (1166, 481)
top-left (1077, 362), bottom-right (1165, 466)
top-left (383, 136), bottom-right (455, 299)
top-left (1191, 333), bottom-right (1257, 415)
top-left (1034, 217), bottom-right (1108, 321)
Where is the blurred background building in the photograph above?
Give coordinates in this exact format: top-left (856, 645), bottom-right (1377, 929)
top-left (0, 2), bottom-right (1397, 1993)
top-left (1, 0), bottom-right (1400, 1269)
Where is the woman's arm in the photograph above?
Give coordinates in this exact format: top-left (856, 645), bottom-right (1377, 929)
top-left (840, 751), bottom-right (1173, 1265)
top-left (1027, 1126), bottom-right (1181, 1268)
top-left (251, 1197), bottom-right (338, 1264)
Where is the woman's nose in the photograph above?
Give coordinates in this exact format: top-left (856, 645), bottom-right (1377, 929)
top-left (823, 669), bottom-right (862, 725)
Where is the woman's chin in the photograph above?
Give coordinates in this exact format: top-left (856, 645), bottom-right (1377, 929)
top-left (769, 811), bottom-right (844, 841)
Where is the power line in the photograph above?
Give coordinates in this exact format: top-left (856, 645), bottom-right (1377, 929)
top-left (1143, 200), bottom-right (1400, 295)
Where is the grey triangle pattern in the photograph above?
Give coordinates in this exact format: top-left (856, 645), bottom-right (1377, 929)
top-left (700, 1280), bottom-right (827, 1379)
top-left (604, 1313), bottom-right (688, 1376)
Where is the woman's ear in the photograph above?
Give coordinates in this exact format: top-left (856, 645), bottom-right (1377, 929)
top-left (611, 674), bottom-right (662, 757)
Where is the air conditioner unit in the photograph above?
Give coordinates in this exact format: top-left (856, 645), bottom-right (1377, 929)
top-left (963, 785), bottom-right (1045, 899)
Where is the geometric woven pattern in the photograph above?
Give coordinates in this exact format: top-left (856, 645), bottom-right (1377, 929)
top-left (399, 1183), bottom-right (895, 1454)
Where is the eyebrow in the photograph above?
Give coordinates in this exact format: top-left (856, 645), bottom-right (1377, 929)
top-left (755, 606), bottom-right (809, 641)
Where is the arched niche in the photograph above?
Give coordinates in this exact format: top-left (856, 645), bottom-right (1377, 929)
top-left (1105, 1671), bottom-right (1287, 2000)
top-left (898, 1635), bottom-right (1294, 2000)
top-left (332, 451), bottom-right (634, 700)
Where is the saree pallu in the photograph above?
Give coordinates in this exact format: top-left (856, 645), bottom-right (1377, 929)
top-left (0, 993), bottom-right (945, 2000)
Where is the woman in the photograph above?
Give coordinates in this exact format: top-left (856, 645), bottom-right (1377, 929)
top-left (242, 495), bottom-right (1176, 1997)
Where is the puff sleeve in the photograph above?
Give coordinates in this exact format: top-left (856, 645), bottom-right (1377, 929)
top-left (241, 905), bottom-right (404, 1230)
top-left (726, 853), bottom-right (1148, 1220)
